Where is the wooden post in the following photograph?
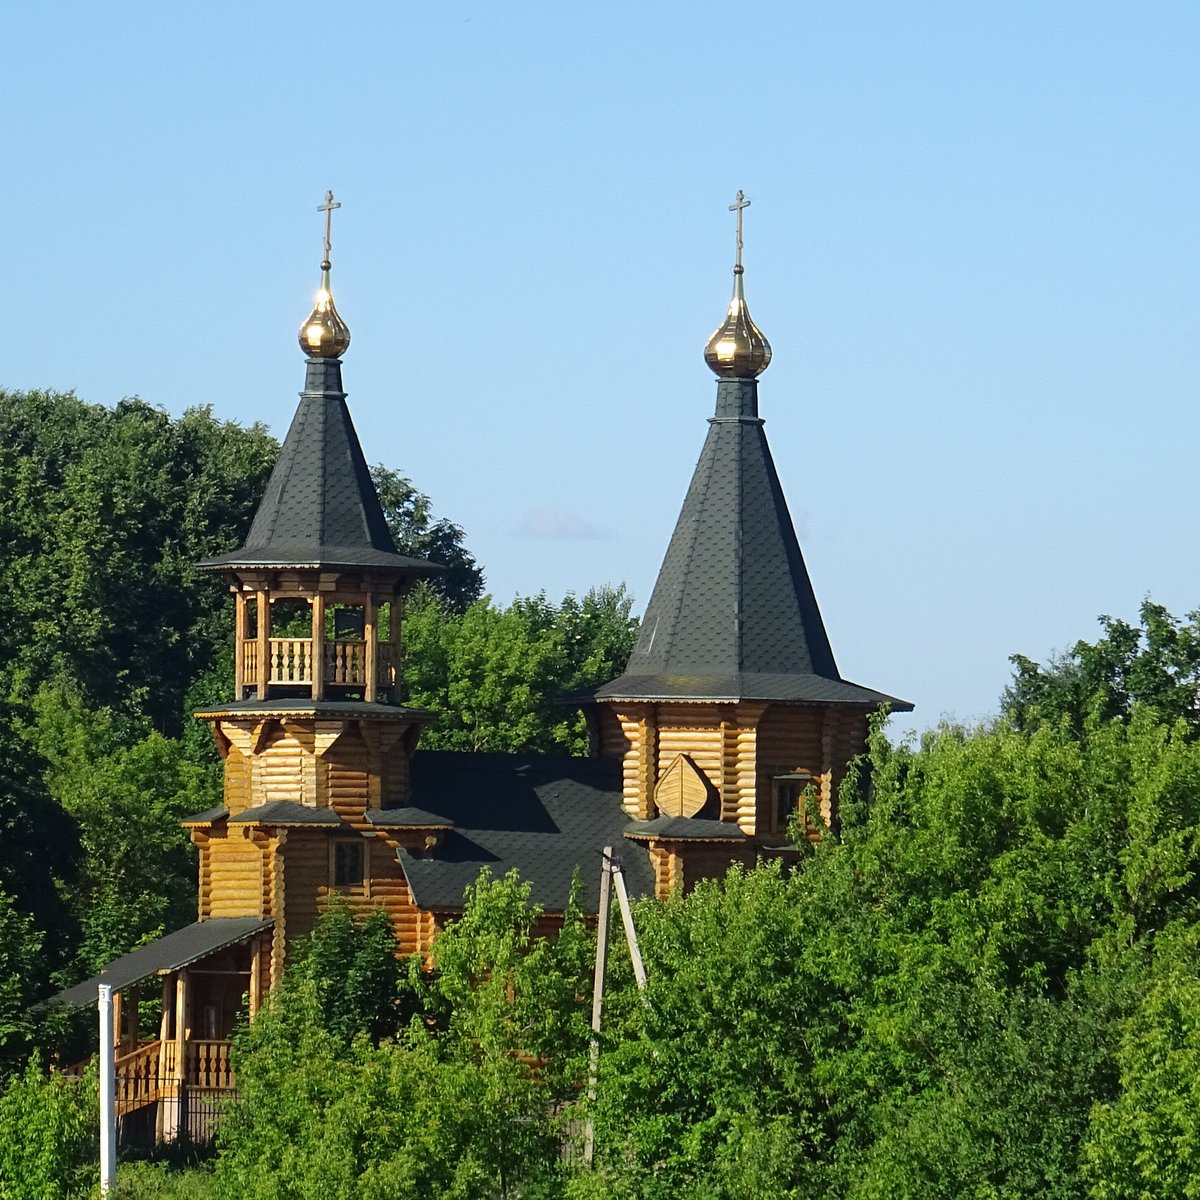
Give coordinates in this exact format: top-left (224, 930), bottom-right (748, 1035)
top-left (234, 591), bottom-right (247, 700)
top-left (583, 848), bottom-right (614, 1166)
top-left (174, 969), bottom-right (189, 1085)
top-left (611, 860), bottom-right (647, 991)
top-left (364, 593), bottom-right (378, 704)
top-left (110, 990), bottom-right (123, 1057)
top-left (311, 592), bottom-right (326, 701)
top-left (156, 977), bottom-right (173, 1144)
top-left (158, 978), bottom-right (172, 1043)
top-left (388, 590), bottom-right (403, 699)
top-left (256, 590), bottom-right (270, 701)
top-left (249, 936), bottom-right (262, 1018)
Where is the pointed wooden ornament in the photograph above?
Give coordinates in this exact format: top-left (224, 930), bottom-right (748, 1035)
top-left (654, 753), bottom-right (713, 818)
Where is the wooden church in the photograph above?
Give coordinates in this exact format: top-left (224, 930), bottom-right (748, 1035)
top-left (52, 193), bottom-right (908, 1124)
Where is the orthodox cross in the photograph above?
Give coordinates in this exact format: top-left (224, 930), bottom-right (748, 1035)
top-left (729, 189), bottom-right (750, 270)
top-left (317, 190), bottom-right (341, 265)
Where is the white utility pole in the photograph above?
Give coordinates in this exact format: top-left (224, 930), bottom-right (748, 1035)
top-left (583, 847), bottom-right (648, 1166)
top-left (98, 983), bottom-right (117, 1194)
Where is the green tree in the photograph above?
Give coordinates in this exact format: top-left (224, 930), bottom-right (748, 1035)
top-left (585, 710), bottom-right (1200, 1198)
top-left (371, 464), bottom-right (484, 612)
top-left (0, 700), bottom-right (78, 971)
top-left (0, 1059), bottom-right (96, 1200)
top-left (287, 901), bottom-right (409, 1045)
top-left (217, 872), bottom-right (591, 1199)
top-left (0, 391), bottom-right (276, 729)
top-left (405, 585), bottom-right (638, 753)
top-left (1004, 599), bottom-right (1200, 737)
top-left (0, 892), bottom-right (46, 1073)
top-left (28, 683), bottom-right (209, 975)
top-left (1083, 924), bottom-right (1200, 1199)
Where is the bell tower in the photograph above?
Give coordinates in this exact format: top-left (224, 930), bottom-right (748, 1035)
top-left (587, 192), bottom-right (910, 894)
top-left (190, 194), bottom-right (442, 978)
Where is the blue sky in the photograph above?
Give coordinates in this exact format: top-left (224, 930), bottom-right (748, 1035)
top-left (4, 2), bottom-right (1198, 734)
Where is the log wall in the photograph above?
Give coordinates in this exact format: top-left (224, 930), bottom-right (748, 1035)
top-left (223, 747), bottom-right (253, 816)
top-left (256, 727), bottom-right (308, 806)
top-left (205, 834), bottom-right (267, 919)
top-left (280, 830), bottom-right (328, 945)
top-left (598, 699), bottom-right (873, 840)
top-left (654, 706), bottom-right (724, 792)
top-left (326, 726), bottom-right (371, 826)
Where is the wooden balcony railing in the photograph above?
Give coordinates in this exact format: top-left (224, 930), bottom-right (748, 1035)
top-left (187, 1039), bottom-right (235, 1089)
top-left (114, 1040), bottom-right (166, 1115)
top-left (241, 640), bottom-right (394, 689)
top-left (111, 1038), bottom-right (235, 1115)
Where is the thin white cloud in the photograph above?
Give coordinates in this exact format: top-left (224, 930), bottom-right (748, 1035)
top-left (515, 507), bottom-right (608, 540)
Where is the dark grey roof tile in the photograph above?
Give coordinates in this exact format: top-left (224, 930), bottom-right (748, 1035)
top-left (198, 357), bottom-right (439, 578)
top-left (594, 671), bottom-right (912, 709)
top-left (397, 751), bottom-right (655, 914)
top-left (48, 918), bottom-right (273, 1008)
top-left (180, 805), bottom-right (228, 827)
top-left (366, 807), bottom-right (454, 829)
top-left (229, 801), bottom-right (346, 827)
top-left (624, 816), bottom-right (748, 841)
top-left (594, 378), bottom-right (908, 709)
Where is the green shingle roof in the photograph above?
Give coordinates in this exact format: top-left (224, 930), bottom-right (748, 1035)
top-left (199, 357), bottom-right (441, 577)
top-left (395, 751), bottom-right (655, 914)
top-left (48, 918), bottom-right (272, 1008)
top-left (229, 801), bottom-right (346, 827)
top-left (596, 378), bottom-right (911, 711)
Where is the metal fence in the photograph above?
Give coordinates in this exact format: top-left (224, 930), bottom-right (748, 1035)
top-left (115, 1076), bottom-right (238, 1149)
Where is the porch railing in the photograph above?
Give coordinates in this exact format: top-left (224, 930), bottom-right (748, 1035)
top-left (187, 1039), bottom-right (234, 1089)
top-left (109, 1038), bottom-right (237, 1147)
top-left (114, 1040), bottom-right (166, 1115)
top-left (241, 639), bottom-right (394, 688)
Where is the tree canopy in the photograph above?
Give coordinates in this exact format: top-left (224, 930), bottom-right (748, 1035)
top-left (404, 584), bottom-right (638, 754)
top-left (0, 387), bottom-right (635, 1026)
top-left (11, 381), bottom-right (1200, 1194)
top-left (1005, 598), bottom-right (1200, 737)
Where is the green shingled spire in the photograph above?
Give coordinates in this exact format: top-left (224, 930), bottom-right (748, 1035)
top-left (596, 233), bottom-right (909, 710)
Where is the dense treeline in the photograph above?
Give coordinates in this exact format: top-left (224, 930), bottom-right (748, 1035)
top-left (7, 386), bottom-right (1200, 1195)
top-left (12, 695), bottom-right (1200, 1198)
top-left (0, 388), bottom-right (635, 1059)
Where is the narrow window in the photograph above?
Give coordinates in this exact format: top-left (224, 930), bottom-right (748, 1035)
top-left (333, 840), bottom-right (366, 888)
top-left (773, 772), bottom-right (812, 834)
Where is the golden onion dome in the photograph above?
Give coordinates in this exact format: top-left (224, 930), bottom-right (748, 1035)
top-left (704, 189), bottom-right (771, 378)
top-left (703, 267), bottom-right (771, 378)
top-left (298, 191), bottom-right (351, 358)
top-left (298, 261), bottom-right (351, 359)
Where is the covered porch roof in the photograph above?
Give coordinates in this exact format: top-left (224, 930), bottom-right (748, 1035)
top-left (49, 917), bottom-right (273, 1008)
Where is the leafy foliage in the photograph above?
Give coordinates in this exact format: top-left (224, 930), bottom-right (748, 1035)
top-left (0, 701), bottom-right (78, 968)
top-left (1005, 599), bottom-right (1200, 736)
top-left (217, 874), bottom-right (592, 1198)
top-left (405, 585), bottom-right (638, 753)
top-left (0, 1059), bottom-right (96, 1200)
top-left (27, 684), bottom-right (209, 976)
top-left (0, 892), bottom-right (47, 1072)
top-left (286, 901), bottom-right (410, 1045)
top-left (584, 712), bottom-right (1200, 1197)
top-left (1083, 923), bottom-right (1200, 1199)
top-left (104, 1162), bottom-right (219, 1198)
top-left (0, 391), bottom-right (277, 726)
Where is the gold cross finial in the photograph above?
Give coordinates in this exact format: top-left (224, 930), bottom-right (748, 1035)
top-left (729, 190), bottom-right (751, 272)
top-left (317, 190), bottom-right (341, 267)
